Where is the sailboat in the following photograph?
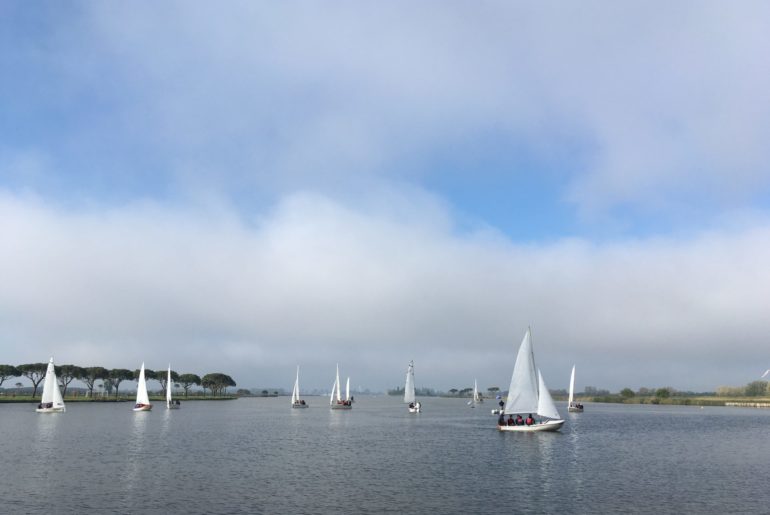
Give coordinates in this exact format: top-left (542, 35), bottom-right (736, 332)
top-left (166, 365), bottom-right (180, 409)
top-left (36, 358), bottom-right (65, 413)
top-left (497, 327), bottom-right (564, 432)
top-left (133, 362), bottom-right (153, 412)
top-left (291, 366), bottom-right (308, 408)
top-left (468, 378), bottom-right (480, 407)
top-left (404, 360), bottom-right (421, 413)
top-left (568, 365), bottom-right (583, 412)
top-left (330, 364), bottom-right (352, 410)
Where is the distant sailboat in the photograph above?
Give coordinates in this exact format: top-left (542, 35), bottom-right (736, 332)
top-left (568, 365), bottom-right (583, 412)
top-left (497, 328), bottom-right (564, 432)
top-left (166, 365), bottom-right (180, 410)
top-left (468, 378), bottom-right (480, 407)
top-left (404, 360), bottom-right (421, 413)
top-left (291, 366), bottom-right (308, 408)
top-left (330, 364), bottom-right (352, 410)
top-left (133, 362), bottom-right (153, 412)
top-left (36, 358), bottom-right (65, 413)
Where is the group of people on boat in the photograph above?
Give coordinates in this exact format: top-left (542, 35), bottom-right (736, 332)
top-left (337, 400), bottom-right (352, 406)
top-left (293, 399), bottom-right (307, 406)
top-left (569, 401), bottom-right (584, 410)
top-left (37, 402), bottom-right (54, 409)
top-left (498, 413), bottom-right (537, 426)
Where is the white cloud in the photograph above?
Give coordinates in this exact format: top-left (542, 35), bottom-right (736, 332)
top-left (2, 190), bottom-right (769, 391)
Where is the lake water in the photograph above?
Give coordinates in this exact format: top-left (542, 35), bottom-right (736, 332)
top-left (1, 397), bottom-right (769, 514)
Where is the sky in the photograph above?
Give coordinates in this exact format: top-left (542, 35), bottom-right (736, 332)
top-left (2, 2), bottom-right (770, 393)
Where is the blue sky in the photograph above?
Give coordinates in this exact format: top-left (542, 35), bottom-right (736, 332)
top-left (3, 2), bottom-right (770, 393)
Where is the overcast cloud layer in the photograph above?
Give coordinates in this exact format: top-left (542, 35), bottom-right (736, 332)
top-left (2, 2), bottom-right (770, 392)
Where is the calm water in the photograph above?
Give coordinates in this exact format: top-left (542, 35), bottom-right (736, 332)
top-left (1, 397), bottom-right (769, 514)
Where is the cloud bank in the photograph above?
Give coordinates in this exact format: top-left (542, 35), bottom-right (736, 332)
top-left (3, 191), bottom-right (769, 391)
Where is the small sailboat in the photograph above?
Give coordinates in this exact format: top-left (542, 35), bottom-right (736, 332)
top-left (291, 366), bottom-right (308, 408)
top-left (330, 364), bottom-right (352, 410)
top-left (497, 327), bottom-right (564, 432)
top-left (36, 358), bottom-right (65, 413)
top-left (166, 365), bottom-right (180, 409)
top-left (404, 360), bottom-right (421, 413)
top-left (468, 378), bottom-right (480, 407)
top-left (133, 362), bottom-right (153, 412)
top-left (568, 365), bottom-right (583, 412)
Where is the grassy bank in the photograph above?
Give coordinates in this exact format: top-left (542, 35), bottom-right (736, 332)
top-left (575, 395), bottom-right (770, 407)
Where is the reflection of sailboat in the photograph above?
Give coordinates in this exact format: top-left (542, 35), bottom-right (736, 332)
top-left (36, 358), bottom-right (65, 413)
top-left (404, 361), bottom-right (421, 413)
top-left (330, 364), bottom-right (352, 410)
top-left (166, 365), bottom-right (180, 409)
top-left (568, 365), bottom-right (583, 412)
top-left (291, 366), bottom-right (308, 408)
top-left (497, 328), bottom-right (564, 432)
top-left (133, 362), bottom-right (153, 412)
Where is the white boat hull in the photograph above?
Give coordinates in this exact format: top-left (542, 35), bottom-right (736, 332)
top-left (36, 406), bottom-right (65, 413)
top-left (167, 404), bottom-right (180, 410)
top-left (331, 403), bottom-right (352, 410)
top-left (133, 404), bottom-right (153, 412)
top-left (568, 406), bottom-right (583, 412)
top-left (292, 403), bottom-right (309, 409)
top-left (497, 419), bottom-right (565, 432)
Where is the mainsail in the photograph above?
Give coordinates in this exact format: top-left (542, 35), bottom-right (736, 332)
top-left (292, 366), bottom-right (300, 405)
top-left (40, 358), bottom-right (65, 411)
top-left (404, 361), bottom-right (416, 404)
top-left (568, 365), bottom-right (576, 406)
top-left (136, 363), bottom-right (150, 406)
top-left (504, 328), bottom-right (540, 415)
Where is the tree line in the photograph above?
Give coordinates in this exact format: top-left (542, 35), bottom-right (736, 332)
top-left (0, 363), bottom-right (236, 399)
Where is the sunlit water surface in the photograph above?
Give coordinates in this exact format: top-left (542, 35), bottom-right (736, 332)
top-left (2, 398), bottom-right (769, 514)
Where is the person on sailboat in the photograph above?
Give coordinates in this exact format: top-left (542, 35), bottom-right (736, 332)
top-left (525, 414), bottom-right (535, 426)
top-left (507, 415), bottom-right (514, 426)
top-left (516, 414), bottom-right (524, 425)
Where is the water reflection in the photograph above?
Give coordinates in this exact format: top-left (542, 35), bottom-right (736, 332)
top-left (123, 412), bottom-right (149, 498)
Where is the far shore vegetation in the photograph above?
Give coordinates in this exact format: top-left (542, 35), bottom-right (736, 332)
top-left (0, 362), bottom-right (236, 402)
top-left (387, 380), bottom-right (770, 407)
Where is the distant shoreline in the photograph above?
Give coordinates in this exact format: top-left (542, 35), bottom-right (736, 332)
top-left (0, 396), bottom-right (237, 404)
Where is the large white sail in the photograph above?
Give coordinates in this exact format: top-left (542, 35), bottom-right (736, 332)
top-left (292, 366), bottom-right (300, 405)
top-left (504, 328), bottom-right (540, 414)
top-left (40, 358), bottom-right (65, 411)
top-left (136, 363), bottom-right (150, 406)
top-left (404, 361), bottom-right (416, 404)
top-left (536, 369), bottom-right (561, 420)
top-left (568, 365), bottom-right (576, 405)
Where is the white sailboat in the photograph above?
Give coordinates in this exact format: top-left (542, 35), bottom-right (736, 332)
top-left (166, 365), bottom-right (180, 409)
top-left (291, 366), bottom-right (308, 408)
top-left (497, 327), bottom-right (564, 432)
top-left (404, 360), bottom-right (421, 413)
top-left (330, 364), bottom-right (352, 410)
top-left (568, 365), bottom-right (583, 412)
top-left (36, 358), bottom-right (65, 413)
top-left (468, 378), bottom-right (480, 407)
top-left (133, 362), bottom-right (153, 412)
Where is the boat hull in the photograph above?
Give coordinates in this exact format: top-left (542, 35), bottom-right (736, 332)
top-left (36, 406), bottom-right (65, 413)
top-left (408, 407), bottom-right (421, 413)
top-left (568, 406), bottom-right (583, 412)
top-left (497, 419), bottom-right (565, 432)
top-left (133, 404), bottom-right (153, 412)
top-left (167, 404), bottom-right (180, 410)
top-left (292, 403), bottom-right (309, 409)
top-left (331, 403), bottom-right (352, 410)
